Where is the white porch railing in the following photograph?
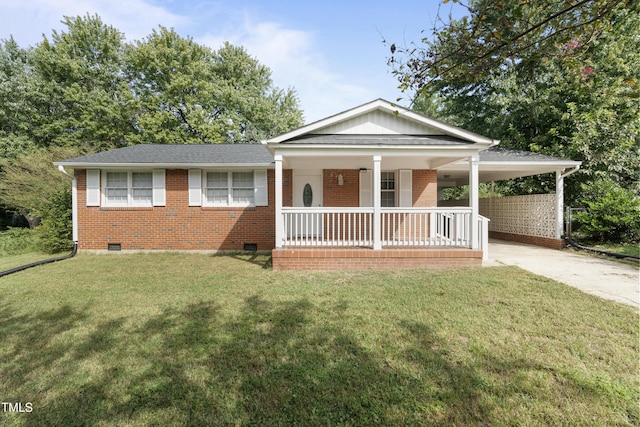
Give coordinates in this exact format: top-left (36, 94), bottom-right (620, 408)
top-left (281, 207), bottom-right (489, 256)
top-left (283, 208), bottom-right (374, 247)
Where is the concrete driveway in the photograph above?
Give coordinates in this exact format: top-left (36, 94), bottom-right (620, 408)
top-left (485, 239), bottom-right (639, 309)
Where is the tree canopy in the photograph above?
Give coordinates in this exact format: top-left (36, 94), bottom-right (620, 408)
top-left (388, 0), bottom-right (632, 92)
top-left (0, 13), bottom-right (304, 226)
top-left (389, 1), bottom-right (639, 204)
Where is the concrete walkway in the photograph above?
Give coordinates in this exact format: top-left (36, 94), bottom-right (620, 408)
top-left (485, 239), bottom-right (639, 309)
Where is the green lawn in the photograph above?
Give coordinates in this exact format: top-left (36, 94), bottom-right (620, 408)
top-left (0, 252), bottom-right (66, 272)
top-left (0, 253), bottom-right (637, 426)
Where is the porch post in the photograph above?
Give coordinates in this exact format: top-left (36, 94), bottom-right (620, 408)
top-left (275, 153), bottom-right (283, 249)
top-left (469, 153), bottom-right (479, 249)
top-left (373, 155), bottom-right (382, 250)
top-left (556, 170), bottom-right (564, 239)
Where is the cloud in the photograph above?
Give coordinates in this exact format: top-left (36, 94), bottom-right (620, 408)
top-left (197, 16), bottom-right (375, 123)
top-left (0, 0), bottom-right (381, 123)
top-left (0, 0), bottom-right (188, 46)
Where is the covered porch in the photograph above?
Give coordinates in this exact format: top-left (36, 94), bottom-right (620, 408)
top-left (263, 99), bottom-right (579, 270)
top-left (269, 147), bottom-right (489, 270)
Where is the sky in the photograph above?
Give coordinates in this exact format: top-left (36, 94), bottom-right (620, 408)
top-left (0, 0), bottom-right (464, 124)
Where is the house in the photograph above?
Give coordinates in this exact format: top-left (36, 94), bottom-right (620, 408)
top-left (55, 99), bottom-right (581, 270)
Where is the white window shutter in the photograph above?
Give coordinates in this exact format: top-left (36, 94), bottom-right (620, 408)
top-left (188, 169), bottom-right (202, 206)
top-left (359, 170), bottom-right (373, 207)
top-left (86, 169), bottom-right (101, 206)
top-left (254, 170), bottom-right (268, 206)
top-left (153, 169), bottom-right (166, 206)
top-left (399, 170), bottom-right (413, 207)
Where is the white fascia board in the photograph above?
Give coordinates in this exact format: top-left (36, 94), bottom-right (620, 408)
top-left (440, 160), bottom-right (582, 173)
top-left (53, 162), bottom-right (274, 169)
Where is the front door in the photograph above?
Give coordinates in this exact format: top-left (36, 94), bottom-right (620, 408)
top-left (293, 171), bottom-right (323, 237)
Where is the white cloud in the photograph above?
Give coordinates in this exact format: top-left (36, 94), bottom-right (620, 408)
top-left (0, 0), bottom-right (188, 46)
top-left (0, 0), bottom-right (383, 123)
top-left (197, 17), bottom-right (376, 123)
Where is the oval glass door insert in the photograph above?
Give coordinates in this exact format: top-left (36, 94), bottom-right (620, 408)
top-left (303, 183), bottom-right (313, 207)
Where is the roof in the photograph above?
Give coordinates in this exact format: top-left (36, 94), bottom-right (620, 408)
top-left (439, 147), bottom-right (581, 185)
top-left (479, 146), bottom-right (576, 163)
top-left (55, 143), bottom-right (274, 168)
top-left (283, 134), bottom-right (470, 146)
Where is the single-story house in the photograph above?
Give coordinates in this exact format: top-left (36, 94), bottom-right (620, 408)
top-left (55, 99), bottom-right (581, 270)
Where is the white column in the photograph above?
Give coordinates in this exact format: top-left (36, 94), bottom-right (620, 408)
top-left (556, 170), bottom-right (564, 239)
top-left (469, 153), bottom-right (479, 249)
top-left (373, 155), bottom-right (382, 250)
top-left (275, 154), bottom-right (283, 249)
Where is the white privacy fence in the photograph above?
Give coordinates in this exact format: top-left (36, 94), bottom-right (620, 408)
top-left (441, 194), bottom-right (557, 239)
top-left (281, 207), bottom-right (489, 256)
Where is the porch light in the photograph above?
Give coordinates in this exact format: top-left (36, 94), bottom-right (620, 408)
top-left (338, 174), bottom-right (344, 186)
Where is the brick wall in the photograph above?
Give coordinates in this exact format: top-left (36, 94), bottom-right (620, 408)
top-left (76, 169), bottom-right (292, 251)
top-left (272, 248), bottom-right (483, 270)
top-left (75, 168), bottom-right (437, 252)
top-left (489, 231), bottom-right (566, 250)
top-left (322, 169), bottom-right (438, 208)
top-left (323, 170), bottom-right (360, 206)
top-left (412, 170), bottom-right (438, 207)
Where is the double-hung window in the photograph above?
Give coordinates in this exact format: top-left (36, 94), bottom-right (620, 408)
top-left (104, 171), bottom-right (153, 207)
top-left (380, 171), bottom-right (396, 207)
top-left (205, 171), bottom-right (255, 206)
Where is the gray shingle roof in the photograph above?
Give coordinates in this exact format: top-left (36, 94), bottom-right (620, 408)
top-left (57, 144), bottom-right (273, 166)
top-left (479, 146), bottom-right (576, 162)
top-left (283, 134), bottom-right (470, 145)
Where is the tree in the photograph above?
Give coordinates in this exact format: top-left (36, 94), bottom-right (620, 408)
top-left (30, 14), bottom-right (137, 150)
top-left (402, 3), bottom-right (639, 203)
top-left (0, 37), bottom-right (37, 159)
top-left (388, 0), bottom-right (632, 92)
top-left (125, 30), bottom-right (303, 144)
top-left (0, 146), bottom-right (84, 228)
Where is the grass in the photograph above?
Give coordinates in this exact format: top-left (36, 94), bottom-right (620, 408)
top-left (591, 243), bottom-right (640, 258)
top-left (0, 252), bottom-right (67, 271)
top-left (0, 253), bottom-right (637, 426)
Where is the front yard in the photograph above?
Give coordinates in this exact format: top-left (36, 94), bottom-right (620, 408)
top-left (0, 253), bottom-right (637, 426)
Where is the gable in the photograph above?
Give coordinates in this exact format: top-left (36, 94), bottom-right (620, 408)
top-left (314, 109), bottom-right (445, 135)
top-left (266, 99), bottom-right (496, 145)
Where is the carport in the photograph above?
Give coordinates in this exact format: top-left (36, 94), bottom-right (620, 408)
top-left (438, 147), bottom-right (581, 248)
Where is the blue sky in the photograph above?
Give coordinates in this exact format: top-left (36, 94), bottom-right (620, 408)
top-left (0, 0), bottom-right (463, 123)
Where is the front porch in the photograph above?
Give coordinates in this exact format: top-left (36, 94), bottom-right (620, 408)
top-left (271, 207), bottom-right (489, 270)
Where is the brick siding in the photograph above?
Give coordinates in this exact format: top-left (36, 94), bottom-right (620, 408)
top-left (272, 248), bottom-right (483, 270)
top-left (489, 231), bottom-right (566, 250)
top-left (76, 169), bottom-right (292, 252)
top-left (75, 167), bottom-right (442, 263)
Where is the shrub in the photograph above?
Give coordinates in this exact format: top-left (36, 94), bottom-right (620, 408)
top-left (36, 188), bottom-right (73, 254)
top-left (574, 179), bottom-right (640, 243)
top-left (0, 227), bottom-right (40, 255)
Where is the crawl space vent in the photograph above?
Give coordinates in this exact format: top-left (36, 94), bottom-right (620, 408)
top-left (107, 243), bottom-right (122, 251)
top-left (243, 243), bottom-right (258, 252)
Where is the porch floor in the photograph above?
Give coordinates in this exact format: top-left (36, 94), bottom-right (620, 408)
top-left (271, 247), bottom-right (483, 271)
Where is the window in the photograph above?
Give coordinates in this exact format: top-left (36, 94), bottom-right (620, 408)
top-left (381, 171), bottom-right (396, 207)
top-left (205, 171), bottom-right (255, 206)
top-left (104, 171), bottom-right (153, 207)
top-left (205, 172), bottom-right (228, 204)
